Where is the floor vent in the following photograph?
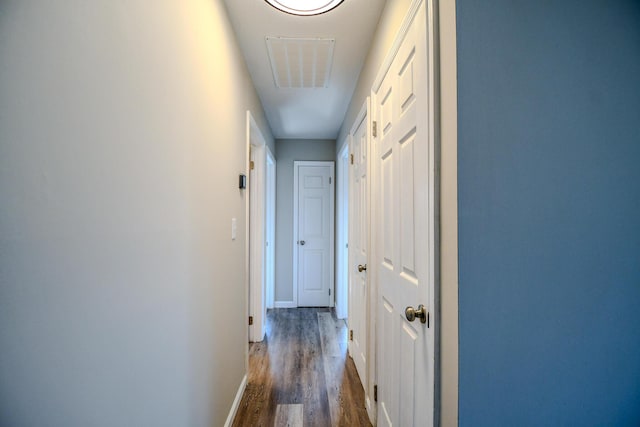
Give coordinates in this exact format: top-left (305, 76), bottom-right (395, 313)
top-left (265, 36), bottom-right (335, 89)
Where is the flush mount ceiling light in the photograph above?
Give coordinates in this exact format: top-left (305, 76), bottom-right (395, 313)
top-left (264, 0), bottom-right (344, 16)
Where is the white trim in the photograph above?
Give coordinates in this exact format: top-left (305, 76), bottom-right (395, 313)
top-left (265, 147), bottom-right (277, 310)
top-left (292, 162), bottom-right (299, 308)
top-left (335, 140), bottom-right (350, 320)
top-left (244, 112), bottom-right (251, 375)
top-left (350, 99), bottom-right (369, 137)
top-left (363, 95), bottom-right (377, 426)
top-left (372, 0), bottom-right (425, 93)
top-left (274, 301), bottom-right (297, 309)
top-left (248, 112), bottom-right (267, 343)
top-left (365, 396), bottom-right (376, 425)
top-left (437, 0), bottom-right (459, 424)
top-left (293, 161), bottom-right (335, 307)
top-left (347, 130), bottom-right (354, 357)
top-left (224, 374), bottom-right (248, 427)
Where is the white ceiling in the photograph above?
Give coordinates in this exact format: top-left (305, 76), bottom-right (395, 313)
top-left (224, 0), bottom-right (387, 140)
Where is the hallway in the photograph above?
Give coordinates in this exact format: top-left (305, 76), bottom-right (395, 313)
top-left (232, 308), bottom-right (371, 427)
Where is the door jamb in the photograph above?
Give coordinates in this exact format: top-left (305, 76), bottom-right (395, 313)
top-left (437, 0), bottom-right (459, 424)
top-left (336, 142), bottom-right (350, 319)
top-left (265, 147), bottom-right (277, 310)
top-left (247, 111), bottom-right (267, 342)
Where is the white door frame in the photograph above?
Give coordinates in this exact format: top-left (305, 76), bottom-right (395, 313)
top-left (438, 0), bottom-right (460, 423)
top-left (265, 148), bottom-right (276, 310)
top-left (336, 142), bottom-right (349, 319)
top-left (247, 111), bottom-right (267, 342)
top-left (293, 161), bottom-right (335, 307)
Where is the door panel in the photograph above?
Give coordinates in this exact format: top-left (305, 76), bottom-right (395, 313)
top-left (297, 163), bottom-right (334, 307)
top-left (374, 2), bottom-right (434, 426)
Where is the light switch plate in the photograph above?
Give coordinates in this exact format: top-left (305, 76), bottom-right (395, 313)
top-left (231, 218), bottom-right (237, 240)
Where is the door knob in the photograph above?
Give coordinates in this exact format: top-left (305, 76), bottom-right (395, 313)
top-left (299, 240), bottom-right (306, 246)
top-left (358, 264), bottom-right (367, 272)
top-left (405, 304), bottom-right (428, 324)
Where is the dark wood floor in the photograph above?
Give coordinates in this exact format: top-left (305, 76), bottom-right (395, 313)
top-left (232, 308), bottom-right (372, 427)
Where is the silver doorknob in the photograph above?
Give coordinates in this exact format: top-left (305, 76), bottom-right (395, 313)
top-left (405, 305), bottom-right (428, 324)
top-left (358, 264), bottom-right (367, 272)
top-left (299, 240), bottom-right (306, 245)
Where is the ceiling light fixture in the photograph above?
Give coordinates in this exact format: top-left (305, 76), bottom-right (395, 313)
top-left (264, 0), bottom-right (344, 16)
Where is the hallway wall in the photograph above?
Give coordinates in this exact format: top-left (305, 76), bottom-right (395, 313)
top-left (336, 0), bottom-right (412, 150)
top-left (0, 1), bottom-right (272, 426)
top-left (457, 0), bottom-right (640, 425)
top-left (274, 139), bottom-right (336, 305)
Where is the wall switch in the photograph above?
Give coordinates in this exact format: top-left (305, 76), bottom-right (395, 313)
top-left (231, 218), bottom-right (237, 240)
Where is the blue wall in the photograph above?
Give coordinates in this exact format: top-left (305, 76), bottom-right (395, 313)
top-left (457, 1), bottom-right (640, 425)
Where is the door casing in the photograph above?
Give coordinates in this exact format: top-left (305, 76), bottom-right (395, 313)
top-left (265, 148), bottom-right (276, 310)
top-left (248, 111), bottom-right (268, 343)
top-left (336, 142), bottom-right (350, 319)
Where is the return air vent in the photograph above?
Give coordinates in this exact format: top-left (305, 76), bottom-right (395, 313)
top-left (265, 37), bottom-right (335, 89)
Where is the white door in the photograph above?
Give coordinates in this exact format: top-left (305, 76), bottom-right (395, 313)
top-left (374, 2), bottom-right (435, 426)
top-left (294, 161), bottom-right (335, 307)
top-left (349, 102), bottom-right (369, 389)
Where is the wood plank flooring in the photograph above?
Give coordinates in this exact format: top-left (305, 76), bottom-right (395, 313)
top-left (232, 308), bottom-right (372, 427)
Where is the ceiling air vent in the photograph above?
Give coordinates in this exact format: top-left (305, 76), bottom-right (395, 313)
top-left (265, 37), bottom-right (335, 89)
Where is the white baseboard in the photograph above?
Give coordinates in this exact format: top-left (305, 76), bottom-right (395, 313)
top-left (274, 301), bottom-right (296, 308)
top-left (224, 374), bottom-right (247, 427)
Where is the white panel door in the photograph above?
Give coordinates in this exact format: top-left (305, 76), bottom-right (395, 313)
top-left (296, 162), bottom-right (334, 307)
top-left (349, 105), bottom-right (370, 388)
top-left (374, 2), bottom-right (435, 426)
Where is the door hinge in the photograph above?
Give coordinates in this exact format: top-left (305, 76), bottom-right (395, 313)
top-left (427, 312), bottom-right (430, 328)
top-left (372, 121), bottom-right (378, 138)
top-left (250, 160), bottom-right (255, 170)
top-left (248, 316), bottom-right (253, 325)
top-left (349, 330), bottom-right (353, 341)
top-left (374, 385), bottom-right (378, 402)
top-left (329, 177), bottom-right (332, 184)
top-left (329, 288), bottom-right (331, 296)
top-left (350, 153), bottom-right (354, 165)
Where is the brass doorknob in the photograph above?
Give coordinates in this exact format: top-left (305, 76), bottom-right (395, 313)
top-left (358, 264), bottom-right (367, 272)
top-left (405, 305), bottom-right (427, 324)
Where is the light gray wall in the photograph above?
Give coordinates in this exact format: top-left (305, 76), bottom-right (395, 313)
top-left (0, 1), bottom-right (272, 426)
top-left (336, 0), bottom-right (412, 152)
top-left (275, 139), bottom-right (336, 303)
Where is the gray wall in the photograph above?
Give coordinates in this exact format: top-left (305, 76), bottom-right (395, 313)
top-left (457, 0), bottom-right (640, 425)
top-left (275, 139), bottom-right (336, 303)
top-left (336, 0), bottom-right (411, 151)
top-left (0, 1), bottom-right (272, 426)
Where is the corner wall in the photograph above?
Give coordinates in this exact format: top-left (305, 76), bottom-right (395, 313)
top-left (457, 0), bottom-right (640, 424)
top-left (337, 0), bottom-right (412, 150)
top-left (0, 1), bottom-right (272, 426)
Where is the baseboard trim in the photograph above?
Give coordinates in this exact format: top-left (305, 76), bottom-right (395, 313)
top-left (274, 301), bottom-right (297, 308)
top-left (224, 374), bottom-right (247, 427)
